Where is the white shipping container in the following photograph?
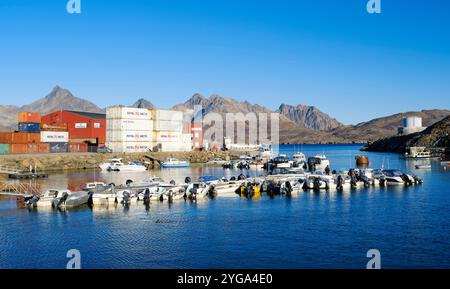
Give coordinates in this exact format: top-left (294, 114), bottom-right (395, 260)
top-left (153, 131), bottom-right (181, 143)
top-left (154, 119), bottom-right (183, 132)
top-left (106, 141), bottom-right (153, 153)
top-left (106, 107), bottom-right (152, 120)
top-left (154, 109), bottom-right (183, 122)
top-left (40, 131), bottom-right (69, 143)
top-left (106, 130), bottom-right (153, 142)
top-left (107, 119), bottom-right (153, 131)
top-left (157, 142), bottom-right (190, 152)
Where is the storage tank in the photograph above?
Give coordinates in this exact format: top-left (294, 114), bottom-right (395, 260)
top-left (403, 116), bottom-right (422, 128)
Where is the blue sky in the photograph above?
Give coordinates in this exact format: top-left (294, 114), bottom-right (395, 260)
top-left (0, 0), bottom-right (449, 124)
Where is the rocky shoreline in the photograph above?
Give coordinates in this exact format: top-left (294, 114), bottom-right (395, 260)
top-left (0, 151), bottom-right (246, 173)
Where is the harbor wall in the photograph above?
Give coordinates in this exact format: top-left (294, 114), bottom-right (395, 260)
top-left (0, 151), bottom-right (243, 172)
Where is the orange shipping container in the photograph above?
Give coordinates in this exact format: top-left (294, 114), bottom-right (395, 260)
top-left (9, 144), bottom-right (28, 154)
top-left (0, 132), bottom-right (40, 144)
top-left (39, 143), bottom-right (50, 153)
top-left (68, 143), bottom-right (88, 153)
top-left (9, 143), bottom-right (50, 154)
top-left (18, 112), bottom-right (41, 123)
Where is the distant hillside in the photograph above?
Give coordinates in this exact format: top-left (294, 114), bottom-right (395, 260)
top-left (277, 104), bottom-right (342, 131)
top-left (363, 116), bottom-right (450, 153)
top-left (21, 86), bottom-right (104, 115)
top-left (131, 98), bottom-right (154, 109)
top-left (0, 86), bottom-right (104, 130)
top-left (174, 94), bottom-right (344, 144)
top-left (330, 109), bottom-right (450, 142)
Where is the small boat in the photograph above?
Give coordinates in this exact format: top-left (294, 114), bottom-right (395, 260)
top-left (307, 154), bottom-right (331, 172)
top-left (415, 164), bottom-right (432, 169)
top-left (160, 158), bottom-right (190, 168)
top-left (107, 161), bottom-right (147, 172)
top-left (292, 152), bottom-right (306, 165)
top-left (272, 155), bottom-right (293, 169)
top-left (185, 182), bottom-right (213, 201)
top-left (302, 174), bottom-right (330, 190)
top-left (382, 169), bottom-right (420, 186)
top-left (440, 161), bottom-right (450, 167)
top-left (405, 150), bottom-right (435, 159)
top-left (206, 158), bottom-right (228, 165)
top-left (99, 158), bottom-right (123, 171)
top-left (35, 189), bottom-right (90, 208)
top-left (115, 190), bottom-right (137, 206)
top-left (258, 144), bottom-right (274, 160)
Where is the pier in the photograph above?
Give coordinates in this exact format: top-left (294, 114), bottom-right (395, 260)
top-left (0, 164), bottom-right (48, 179)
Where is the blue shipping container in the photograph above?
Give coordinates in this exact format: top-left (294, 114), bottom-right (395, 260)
top-left (18, 122), bottom-right (40, 133)
top-left (49, 142), bottom-right (68, 153)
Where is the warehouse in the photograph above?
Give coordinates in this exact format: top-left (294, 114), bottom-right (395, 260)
top-left (41, 110), bottom-right (106, 145)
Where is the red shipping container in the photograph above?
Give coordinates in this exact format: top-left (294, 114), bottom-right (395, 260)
top-left (18, 112), bottom-right (41, 123)
top-left (68, 143), bottom-right (88, 153)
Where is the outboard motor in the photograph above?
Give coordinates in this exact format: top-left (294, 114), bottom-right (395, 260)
top-left (53, 191), bottom-right (69, 208)
top-left (313, 177), bottom-right (321, 191)
top-left (143, 188), bottom-right (151, 203)
top-left (184, 177), bottom-right (192, 184)
top-left (413, 175), bottom-right (423, 184)
top-left (230, 176), bottom-right (236, 181)
top-left (336, 175), bottom-right (344, 191)
top-left (170, 180), bottom-right (176, 186)
top-left (238, 174), bottom-right (246, 180)
top-left (126, 179), bottom-right (133, 186)
top-left (401, 174), bottom-right (413, 186)
top-left (25, 195), bottom-right (40, 207)
top-left (168, 191), bottom-right (173, 203)
top-left (379, 176), bottom-right (386, 187)
top-left (302, 180), bottom-right (308, 191)
top-left (208, 186), bottom-right (217, 199)
top-left (350, 176), bottom-right (357, 189)
top-left (122, 191), bottom-right (131, 205)
top-left (285, 181), bottom-right (293, 197)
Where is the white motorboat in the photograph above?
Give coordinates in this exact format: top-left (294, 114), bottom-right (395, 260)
top-left (92, 191), bottom-right (117, 206)
top-left (302, 174), bottom-right (330, 190)
top-left (212, 181), bottom-right (244, 196)
top-left (35, 189), bottom-right (69, 207)
top-left (332, 173), bottom-right (358, 191)
top-left (160, 158), bottom-right (190, 168)
top-left (36, 189), bottom-right (90, 208)
top-left (186, 182), bottom-right (213, 201)
top-left (382, 169), bottom-right (416, 186)
top-left (206, 158), bottom-right (228, 165)
top-left (307, 154), bottom-right (331, 172)
top-left (258, 144), bottom-right (274, 160)
top-left (292, 152), bottom-right (306, 166)
top-left (107, 161), bottom-right (147, 172)
top-left (99, 158), bottom-right (123, 171)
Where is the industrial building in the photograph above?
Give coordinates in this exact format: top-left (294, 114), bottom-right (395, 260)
top-left (41, 110), bottom-right (107, 145)
top-left (398, 116), bottom-right (426, 135)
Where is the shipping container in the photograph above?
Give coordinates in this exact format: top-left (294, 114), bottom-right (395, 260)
top-left (40, 131), bottom-right (69, 143)
top-left (106, 141), bottom-right (153, 153)
top-left (38, 143), bottom-right (50, 153)
top-left (0, 132), bottom-right (40, 144)
top-left (0, 144), bottom-right (10, 155)
top-left (106, 130), bottom-right (153, 142)
top-left (107, 119), bottom-right (153, 131)
top-left (68, 143), bottom-right (88, 153)
top-left (153, 119), bottom-right (183, 132)
top-left (49, 142), bottom-right (68, 153)
top-left (18, 112), bottom-right (41, 123)
top-left (106, 107), bottom-right (152, 120)
top-left (9, 144), bottom-right (28, 154)
top-left (153, 131), bottom-right (181, 143)
top-left (18, 122), bottom-right (40, 133)
top-left (157, 142), bottom-right (190, 152)
top-left (153, 109), bottom-right (183, 122)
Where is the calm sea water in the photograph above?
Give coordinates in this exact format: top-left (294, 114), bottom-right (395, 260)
top-left (1, 144), bottom-right (449, 269)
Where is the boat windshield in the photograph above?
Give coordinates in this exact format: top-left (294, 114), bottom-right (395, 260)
top-left (383, 170), bottom-right (403, 177)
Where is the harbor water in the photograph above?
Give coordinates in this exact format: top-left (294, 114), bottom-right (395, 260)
top-left (1, 144), bottom-right (449, 268)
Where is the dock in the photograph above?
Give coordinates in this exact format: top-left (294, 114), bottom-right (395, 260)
top-left (0, 164), bottom-right (48, 179)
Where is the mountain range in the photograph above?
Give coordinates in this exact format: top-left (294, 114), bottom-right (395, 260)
top-left (0, 86), bottom-right (449, 144)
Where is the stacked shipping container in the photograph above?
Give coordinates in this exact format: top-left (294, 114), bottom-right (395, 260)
top-left (0, 111), bottom-right (50, 154)
top-left (152, 109), bottom-right (188, 152)
top-left (106, 107), bottom-right (154, 153)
